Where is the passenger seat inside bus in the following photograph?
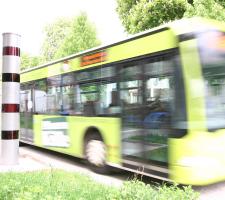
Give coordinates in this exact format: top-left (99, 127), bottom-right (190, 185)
top-left (108, 90), bottom-right (121, 114)
top-left (83, 101), bottom-right (96, 116)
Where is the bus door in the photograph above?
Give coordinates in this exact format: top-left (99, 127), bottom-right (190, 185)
top-left (20, 85), bottom-right (34, 143)
top-left (121, 55), bottom-right (175, 175)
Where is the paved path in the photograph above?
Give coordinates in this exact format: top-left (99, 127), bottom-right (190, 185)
top-left (195, 182), bottom-right (225, 200)
top-left (0, 145), bottom-right (126, 187)
top-left (0, 152), bottom-right (47, 172)
top-left (1, 145), bottom-right (225, 199)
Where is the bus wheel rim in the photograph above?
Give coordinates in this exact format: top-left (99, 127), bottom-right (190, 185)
top-left (86, 139), bottom-right (106, 167)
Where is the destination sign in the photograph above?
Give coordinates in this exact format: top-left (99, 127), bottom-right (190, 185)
top-left (81, 51), bottom-right (107, 67)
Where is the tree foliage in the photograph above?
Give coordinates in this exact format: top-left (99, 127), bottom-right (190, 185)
top-left (116, 0), bottom-right (187, 34)
top-left (21, 12), bottom-right (100, 70)
top-left (116, 0), bottom-right (225, 34)
top-left (188, 0), bottom-right (225, 19)
top-left (55, 13), bottom-right (100, 59)
top-left (41, 17), bottom-right (72, 62)
top-left (216, 0), bottom-right (225, 8)
top-left (20, 53), bottom-right (43, 71)
top-left (185, 0), bottom-right (225, 21)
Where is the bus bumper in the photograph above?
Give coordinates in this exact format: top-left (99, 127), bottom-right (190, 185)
top-left (170, 157), bottom-right (225, 185)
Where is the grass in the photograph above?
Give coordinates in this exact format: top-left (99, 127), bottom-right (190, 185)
top-left (0, 169), bottom-right (199, 200)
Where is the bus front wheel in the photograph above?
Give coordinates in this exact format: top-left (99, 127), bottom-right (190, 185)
top-left (84, 133), bottom-right (110, 174)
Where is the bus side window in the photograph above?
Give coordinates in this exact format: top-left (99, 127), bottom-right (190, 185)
top-left (144, 57), bottom-right (176, 129)
top-left (20, 83), bottom-right (34, 113)
top-left (47, 75), bottom-right (62, 114)
top-left (33, 79), bottom-right (47, 114)
top-left (99, 82), bottom-right (120, 115)
top-left (20, 85), bottom-right (27, 113)
top-left (74, 66), bottom-right (120, 116)
top-left (79, 83), bottom-right (99, 116)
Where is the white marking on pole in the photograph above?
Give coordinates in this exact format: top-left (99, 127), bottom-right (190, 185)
top-left (2, 56), bottom-right (20, 73)
top-left (0, 140), bottom-right (19, 165)
top-left (3, 33), bottom-right (21, 47)
top-left (1, 113), bottom-right (20, 131)
top-left (2, 82), bottom-right (20, 104)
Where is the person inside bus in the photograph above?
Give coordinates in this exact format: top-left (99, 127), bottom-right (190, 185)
top-left (144, 89), bottom-right (170, 129)
top-left (147, 89), bottom-right (165, 112)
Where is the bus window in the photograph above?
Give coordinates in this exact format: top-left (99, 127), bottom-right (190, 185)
top-left (47, 75), bottom-right (62, 113)
top-left (145, 78), bottom-right (173, 112)
top-left (61, 74), bottom-right (76, 115)
top-left (20, 83), bottom-right (34, 143)
top-left (33, 79), bottom-right (47, 113)
top-left (20, 86), bottom-right (33, 113)
top-left (120, 65), bottom-right (143, 107)
top-left (144, 59), bottom-right (175, 115)
top-left (99, 66), bottom-right (119, 115)
top-left (46, 74), bottom-right (76, 115)
top-left (99, 82), bottom-right (120, 115)
top-left (74, 66), bottom-right (119, 116)
top-left (120, 80), bottom-right (143, 105)
top-left (61, 86), bottom-right (75, 113)
top-left (199, 31), bottom-right (225, 131)
top-left (76, 68), bottom-right (101, 82)
top-left (20, 85), bottom-right (28, 113)
top-left (78, 83), bottom-right (99, 116)
top-left (79, 82), bottom-right (120, 116)
top-left (121, 55), bottom-right (176, 165)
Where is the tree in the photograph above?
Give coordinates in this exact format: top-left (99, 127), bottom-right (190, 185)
top-left (116, 0), bottom-right (225, 34)
top-left (216, 0), bottom-right (225, 8)
top-left (21, 53), bottom-right (43, 71)
top-left (54, 13), bottom-right (100, 58)
top-left (185, 0), bottom-right (225, 21)
top-left (116, 0), bottom-right (187, 34)
top-left (21, 13), bottom-right (100, 70)
top-left (41, 17), bottom-right (72, 62)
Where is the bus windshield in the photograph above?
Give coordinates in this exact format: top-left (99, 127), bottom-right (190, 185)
top-left (199, 31), bottom-right (225, 131)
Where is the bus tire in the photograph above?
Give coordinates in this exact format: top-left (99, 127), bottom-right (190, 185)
top-left (84, 133), bottom-right (110, 174)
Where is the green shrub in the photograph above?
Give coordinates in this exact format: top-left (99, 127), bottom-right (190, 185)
top-left (108, 180), bottom-right (199, 200)
top-left (0, 170), bottom-right (199, 200)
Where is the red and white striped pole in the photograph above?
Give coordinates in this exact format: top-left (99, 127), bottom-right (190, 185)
top-left (1, 33), bottom-right (21, 165)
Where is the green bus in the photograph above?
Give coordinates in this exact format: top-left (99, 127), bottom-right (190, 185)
top-left (20, 18), bottom-right (225, 185)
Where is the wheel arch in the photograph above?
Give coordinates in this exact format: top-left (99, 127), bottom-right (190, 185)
top-left (83, 126), bottom-right (105, 154)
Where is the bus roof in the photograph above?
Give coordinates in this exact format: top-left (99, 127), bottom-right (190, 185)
top-left (21, 17), bottom-right (225, 82)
